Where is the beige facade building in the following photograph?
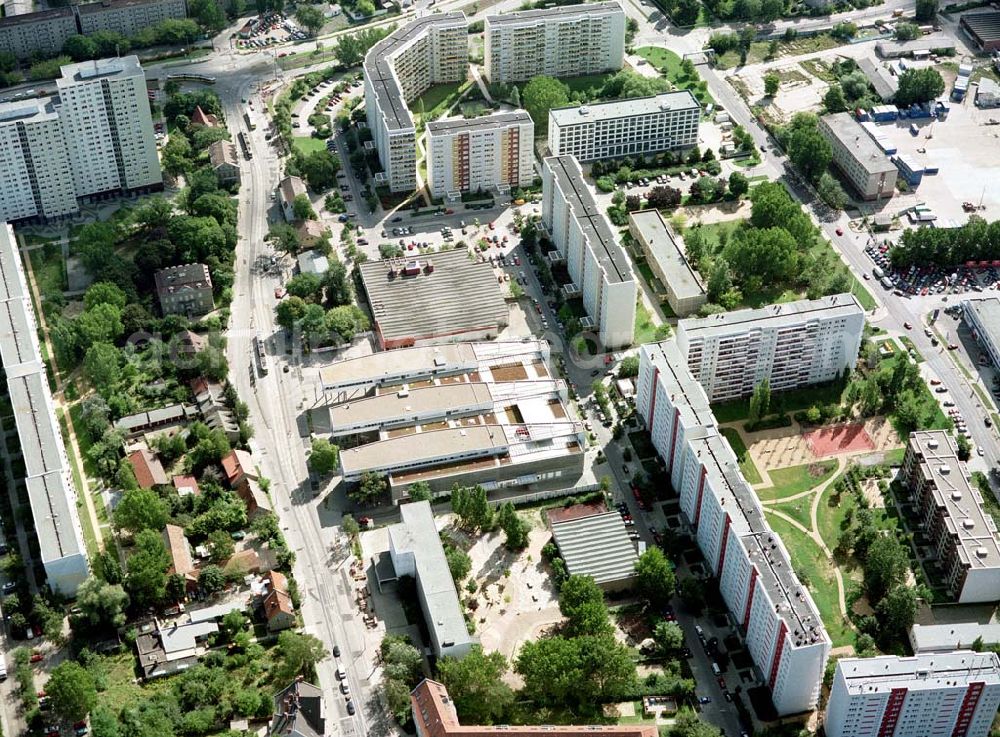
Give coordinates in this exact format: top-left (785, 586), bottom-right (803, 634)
top-left (483, 2), bottom-right (625, 84)
top-left (426, 111), bottom-right (534, 199)
top-left (628, 209), bottom-right (705, 316)
top-left (819, 112), bottom-right (896, 201)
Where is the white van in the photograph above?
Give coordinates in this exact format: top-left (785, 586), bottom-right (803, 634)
top-left (711, 662), bottom-right (721, 676)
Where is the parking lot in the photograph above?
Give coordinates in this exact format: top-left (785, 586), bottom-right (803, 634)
top-left (236, 13), bottom-right (308, 49)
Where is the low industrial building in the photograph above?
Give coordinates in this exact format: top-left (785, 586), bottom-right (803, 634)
top-left (0, 224), bottom-right (89, 595)
top-left (542, 155), bottom-right (636, 348)
top-left (547, 505), bottom-right (639, 591)
top-left (857, 58), bottom-right (898, 102)
top-left (910, 622), bottom-right (1000, 653)
top-left (412, 679), bottom-right (657, 737)
top-left (825, 652), bottom-right (1000, 737)
top-left (819, 113), bottom-right (897, 201)
top-left (961, 11), bottom-right (1000, 53)
top-left (328, 341), bottom-right (584, 501)
top-left (297, 248), bottom-right (330, 275)
top-left (901, 431), bottom-right (1000, 603)
top-left (208, 140), bottom-right (241, 186)
top-left (875, 34), bottom-right (957, 58)
top-left (976, 77), bottom-right (1000, 107)
top-left (426, 112), bottom-right (535, 200)
top-left (548, 91), bottom-right (700, 162)
top-left (628, 209), bottom-right (706, 316)
top-left (389, 502), bottom-right (474, 659)
top-left (964, 297), bottom-right (1000, 371)
top-left (154, 263), bottom-right (214, 317)
top-left (358, 249), bottom-right (509, 350)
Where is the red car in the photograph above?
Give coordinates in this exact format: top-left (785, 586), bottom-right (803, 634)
top-left (30, 652), bottom-right (43, 663)
top-left (835, 228), bottom-right (844, 236)
top-left (274, 287), bottom-right (285, 299)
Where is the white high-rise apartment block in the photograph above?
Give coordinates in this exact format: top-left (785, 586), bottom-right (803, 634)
top-left (426, 112), bottom-right (534, 199)
top-left (57, 57), bottom-right (162, 199)
top-left (676, 294), bottom-right (865, 403)
top-left (364, 13), bottom-right (468, 193)
top-left (548, 91), bottom-right (701, 162)
top-left (483, 1), bottom-right (625, 84)
top-left (541, 155), bottom-right (635, 349)
top-left (0, 56), bottom-right (161, 223)
top-left (825, 652), bottom-right (1000, 737)
top-left (0, 100), bottom-right (78, 222)
top-left (636, 340), bottom-right (830, 715)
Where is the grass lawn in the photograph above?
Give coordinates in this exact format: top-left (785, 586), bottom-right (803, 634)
top-left (278, 48), bottom-right (339, 70)
top-left (719, 427), bottom-right (762, 485)
top-left (413, 81), bottom-right (467, 121)
top-left (292, 136), bottom-right (328, 155)
top-left (764, 512), bottom-right (854, 648)
top-left (714, 34), bottom-right (844, 70)
top-left (634, 46), bottom-right (714, 106)
top-left (563, 72), bottom-right (618, 95)
top-left (770, 496), bottom-right (813, 531)
top-left (898, 335), bottom-right (923, 362)
top-left (711, 377), bottom-right (849, 424)
top-left (849, 274), bottom-right (877, 311)
top-left (815, 476), bottom-right (898, 556)
top-left (758, 459), bottom-right (839, 502)
top-left (28, 244), bottom-right (66, 299)
top-left (633, 299), bottom-right (662, 345)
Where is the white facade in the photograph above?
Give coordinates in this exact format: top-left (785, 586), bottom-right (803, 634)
top-left (484, 1), bottom-right (625, 84)
top-left (0, 56), bottom-right (160, 223)
top-left (826, 652), bottom-right (1000, 737)
top-left (676, 294), bottom-right (865, 403)
top-left (637, 340), bottom-right (830, 715)
top-left (57, 57), bottom-right (162, 197)
top-left (426, 111), bottom-right (534, 199)
top-left (363, 13), bottom-right (468, 193)
top-left (548, 91), bottom-right (700, 162)
top-left (542, 155), bottom-right (636, 349)
top-left (819, 112), bottom-right (897, 201)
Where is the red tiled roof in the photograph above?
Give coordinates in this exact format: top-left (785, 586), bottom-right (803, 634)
top-left (221, 449), bottom-right (256, 484)
top-left (191, 105), bottom-right (219, 127)
top-left (410, 680), bottom-right (657, 737)
top-left (162, 524), bottom-right (197, 578)
top-left (172, 474), bottom-right (200, 496)
top-left (128, 449), bottom-right (167, 489)
top-left (264, 589), bottom-right (294, 620)
top-left (266, 569), bottom-right (288, 594)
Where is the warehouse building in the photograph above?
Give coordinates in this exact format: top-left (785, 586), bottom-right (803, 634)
top-left (483, 2), bottom-right (625, 85)
top-left (358, 249), bottom-right (508, 350)
top-left (819, 113), bottom-right (896, 201)
top-left (389, 502), bottom-right (474, 659)
top-left (426, 112), bottom-right (534, 200)
top-left (549, 91), bottom-right (700, 162)
top-left (542, 155), bottom-right (636, 349)
top-left (825, 652), bottom-right (1000, 737)
top-left (976, 77), bottom-right (1000, 108)
top-left (676, 294), bottom-right (865, 403)
top-left (963, 297), bottom-right (1000, 370)
top-left (857, 58), bottom-right (898, 102)
top-left (875, 34), bottom-right (956, 59)
top-left (628, 209), bottom-right (706, 316)
top-left (363, 13), bottom-right (468, 193)
top-left (636, 338), bottom-right (830, 716)
top-left (548, 505), bottom-right (639, 591)
top-left (329, 341), bottom-right (585, 501)
top-left (901, 431), bottom-right (1000, 603)
top-left (0, 223), bottom-right (88, 595)
top-left (910, 622), bottom-right (1000, 653)
top-left (961, 11), bottom-right (1000, 53)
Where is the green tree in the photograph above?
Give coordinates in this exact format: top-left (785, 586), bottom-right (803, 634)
top-left (75, 577), bottom-right (128, 629)
top-left (297, 150), bottom-right (341, 192)
top-left (351, 471), bottom-right (387, 504)
top-left (863, 534), bottom-right (909, 604)
top-left (522, 76), bottom-right (569, 134)
top-left (678, 577), bottom-right (705, 614)
top-left (76, 303), bottom-right (124, 345)
top-left (342, 514), bottom-right (361, 538)
top-left (748, 379), bottom-right (771, 427)
top-left (915, 0), bottom-right (938, 21)
top-left (125, 529), bottom-right (170, 609)
top-left (840, 70), bottom-right (870, 101)
top-left (267, 223), bottom-right (300, 254)
top-left (438, 646), bottom-right (514, 723)
top-left (957, 433), bottom-right (971, 461)
top-left (515, 636), bottom-right (585, 706)
top-left (818, 172), bottom-right (849, 210)
top-left (114, 488), bottom-right (168, 532)
top-left (823, 84), bottom-right (848, 113)
top-left (618, 355), bottom-right (640, 378)
top-left (559, 575), bottom-right (612, 638)
top-left (634, 547), bottom-right (675, 609)
top-left (723, 227), bottom-right (798, 291)
top-left (48, 661), bottom-right (97, 722)
top-left (707, 259), bottom-right (733, 304)
top-left (83, 342), bottom-right (122, 395)
top-left (670, 708), bottom-right (722, 737)
top-left (207, 529), bottom-right (235, 564)
top-left (324, 261), bottom-right (352, 306)
top-left (497, 502), bottom-right (529, 551)
top-left (274, 631), bottom-right (328, 683)
top-left (90, 707), bottom-right (120, 737)
top-left (452, 485), bottom-right (494, 531)
top-left (895, 22), bottom-right (920, 41)
top-left (199, 565), bottom-right (225, 593)
top-left (295, 4), bottom-right (325, 34)
top-left (728, 171), bottom-right (749, 198)
top-left (308, 438), bottom-right (340, 475)
top-left (787, 119), bottom-right (832, 182)
top-left (63, 34), bottom-right (99, 61)
top-left (188, 0), bottom-right (226, 30)
top-left (292, 193), bottom-right (316, 220)
top-left (444, 545), bottom-right (472, 581)
top-left (161, 132), bottom-right (193, 177)
top-left (653, 620), bottom-right (685, 654)
top-left (407, 481), bottom-right (433, 503)
top-left (875, 584), bottom-right (918, 641)
top-left (276, 295), bottom-right (308, 330)
top-left (895, 68), bottom-right (945, 106)
top-left (764, 73), bottom-right (780, 96)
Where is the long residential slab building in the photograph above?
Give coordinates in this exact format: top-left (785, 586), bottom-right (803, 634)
top-left (363, 13), bottom-right (468, 193)
top-left (637, 338), bottom-right (830, 715)
top-left (542, 155), bottom-right (636, 349)
top-left (0, 56), bottom-right (162, 223)
top-left (426, 111), bottom-right (534, 199)
top-left (676, 294), bottom-right (865, 403)
top-left (483, 1), bottom-right (625, 84)
top-left (0, 224), bottom-right (88, 595)
top-left (548, 91), bottom-right (700, 162)
top-left (321, 341), bottom-right (585, 502)
top-left (825, 652), bottom-right (1000, 737)
top-left (901, 430), bottom-right (1000, 603)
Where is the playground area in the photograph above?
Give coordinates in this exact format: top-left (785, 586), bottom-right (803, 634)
top-left (804, 423), bottom-right (876, 458)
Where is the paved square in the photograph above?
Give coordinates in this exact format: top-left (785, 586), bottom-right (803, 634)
top-left (804, 423), bottom-right (875, 458)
